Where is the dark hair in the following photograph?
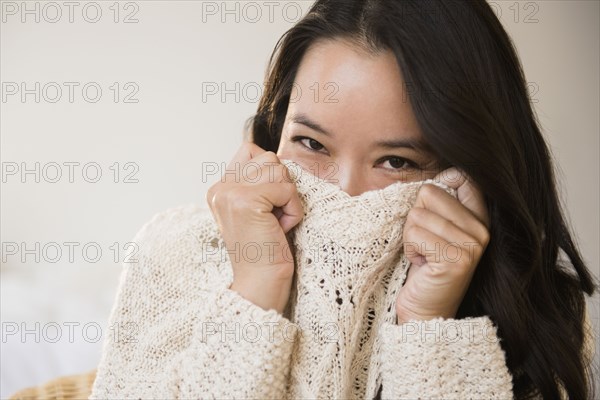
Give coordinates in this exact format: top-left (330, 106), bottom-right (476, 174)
top-left (245, 0), bottom-right (598, 398)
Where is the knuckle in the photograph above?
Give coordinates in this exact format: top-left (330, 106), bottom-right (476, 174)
top-left (227, 188), bottom-right (250, 210)
top-left (402, 223), bottom-right (413, 237)
top-left (451, 249), bottom-right (471, 270)
top-left (274, 164), bottom-right (293, 184)
top-left (240, 162), bottom-right (261, 182)
top-left (463, 232), bottom-right (478, 246)
top-left (209, 188), bottom-right (225, 210)
top-left (404, 215), bottom-right (414, 231)
top-left (479, 226), bottom-right (491, 247)
top-left (457, 252), bottom-right (477, 275)
top-left (418, 183), bottom-right (438, 199)
top-left (441, 219), bottom-right (454, 235)
top-left (212, 187), bottom-right (239, 212)
top-left (262, 150), bottom-right (279, 163)
top-left (464, 233), bottom-right (485, 258)
top-left (282, 180), bottom-right (298, 193)
top-left (205, 188), bottom-right (215, 209)
top-left (468, 232), bottom-right (484, 252)
top-left (206, 182), bottom-right (223, 206)
top-left (408, 206), bottom-right (424, 221)
top-left (426, 263), bottom-right (445, 278)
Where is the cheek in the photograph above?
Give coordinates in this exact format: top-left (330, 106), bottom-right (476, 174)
top-left (276, 141), bottom-right (324, 179)
top-left (276, 139), bottom-right (305, 162)
top-left (275, 139), bottom-right (292, 159)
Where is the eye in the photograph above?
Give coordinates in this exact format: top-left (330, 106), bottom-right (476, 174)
top-left (377, 156), bottom-right (419, 172)
top-left (290, 135), bottom-right (326, 153)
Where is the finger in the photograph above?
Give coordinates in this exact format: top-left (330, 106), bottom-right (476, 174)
top-left (402, 224), bottom-right (452, 270)
top-left (251, 153), bottom-right (293, 185)
top-left (406, 206), bottom-right (481, 248)
top-left (414, 184), bottom-right (489, 245)
top-left (433, 168), bottom-right (490, 229)
top-left (226, 141), bottom-right (267, 170)
top-left (404, 246), bottom-right (427, 267)
top-left (228, 148), bottom-right (285, 184)
top-left (402, 221), bottom-right (426, 266)
top-left (403, 223), bottom-right (430, 267)
top-left (248, 182), bottom-right (304, 233)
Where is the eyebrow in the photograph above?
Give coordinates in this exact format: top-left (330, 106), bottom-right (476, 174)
top-left (290, 113), bottom-right (430, 151)
top-left (291, 113), bottom-right (332, 136)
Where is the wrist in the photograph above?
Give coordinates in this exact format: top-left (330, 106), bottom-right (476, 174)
top-left (395, 309), bottom-right (456, 325)
top-left (229, 277), bottom-right (291, 315)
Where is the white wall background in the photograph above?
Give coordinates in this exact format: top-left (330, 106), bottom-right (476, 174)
top-left (1, 0), bottom-right (598, 396)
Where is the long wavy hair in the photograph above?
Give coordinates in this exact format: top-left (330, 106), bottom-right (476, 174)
top-left (244, 0), bottom-right (598, 398)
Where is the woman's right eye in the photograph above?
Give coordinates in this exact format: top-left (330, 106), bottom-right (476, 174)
top-left (291, 135), bottom-right (326, 152)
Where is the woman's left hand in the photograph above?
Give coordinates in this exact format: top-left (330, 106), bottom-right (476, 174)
top-left (395, 168), bottom-right (490, 324)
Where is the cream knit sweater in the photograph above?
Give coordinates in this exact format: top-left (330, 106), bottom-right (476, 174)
top-left (90, 159), bottom-right (518, 399)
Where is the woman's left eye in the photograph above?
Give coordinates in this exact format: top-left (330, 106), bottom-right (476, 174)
top-left (378, 156), bottom-right (417, 172)
top-left (291, 135), bottom-right (326, 152)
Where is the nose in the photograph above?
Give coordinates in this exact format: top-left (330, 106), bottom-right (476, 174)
top-left (327, 162), bottom-right (367, 197)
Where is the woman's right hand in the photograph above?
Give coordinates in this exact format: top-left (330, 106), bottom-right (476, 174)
top-left (205, 141), bottom-right (304, 315)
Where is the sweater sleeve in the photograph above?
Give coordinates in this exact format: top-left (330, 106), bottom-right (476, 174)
top-left (377, 316), bottom-right (514, 399)
top-left (166, 285), bottom-right (299, 399)
top-left (89, 205), bottom-right (298, 399)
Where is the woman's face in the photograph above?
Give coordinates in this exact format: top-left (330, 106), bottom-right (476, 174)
top-left (277, 38), bottom-right (441, 197)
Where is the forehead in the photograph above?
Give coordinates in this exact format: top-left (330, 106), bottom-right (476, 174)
top-left (288, 38), bottom-right (422, 141)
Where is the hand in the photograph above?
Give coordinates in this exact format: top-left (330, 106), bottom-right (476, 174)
top-left (395, 168), bottom-right (490, 324)
top-left (205, 141), bottom-right (304, 314)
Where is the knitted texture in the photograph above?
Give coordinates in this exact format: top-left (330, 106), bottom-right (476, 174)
top-left (89, 159), bottom-right (515, 399)
top-left (379, 317), bottom-right (513, 399)
top-left (283, 160), bottom-right (462, 398)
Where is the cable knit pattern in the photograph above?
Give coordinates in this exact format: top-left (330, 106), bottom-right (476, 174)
top-left (90, 159), bottom-right (516, 399)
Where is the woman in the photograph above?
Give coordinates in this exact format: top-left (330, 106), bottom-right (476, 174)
top-left (78, 0), bottom-right (595, 399)
top-left (219, 0), bottom-right (596, 398)
top-left (87, 0), bottom-right (597, 399)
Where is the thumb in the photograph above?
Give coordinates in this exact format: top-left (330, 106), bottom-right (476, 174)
top-left (434, 167), bottom-right (489, 229)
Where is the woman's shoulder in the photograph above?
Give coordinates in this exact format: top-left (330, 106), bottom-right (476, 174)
top-left (131, 203), bottom-right (219, 251)
top-left (121, 203), bottom-right (230, 291)
top-left (124, 204), bottom-right (227, 276)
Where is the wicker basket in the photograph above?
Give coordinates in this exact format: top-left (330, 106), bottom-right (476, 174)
top-left (9, 370), bottom-right (96, 400)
